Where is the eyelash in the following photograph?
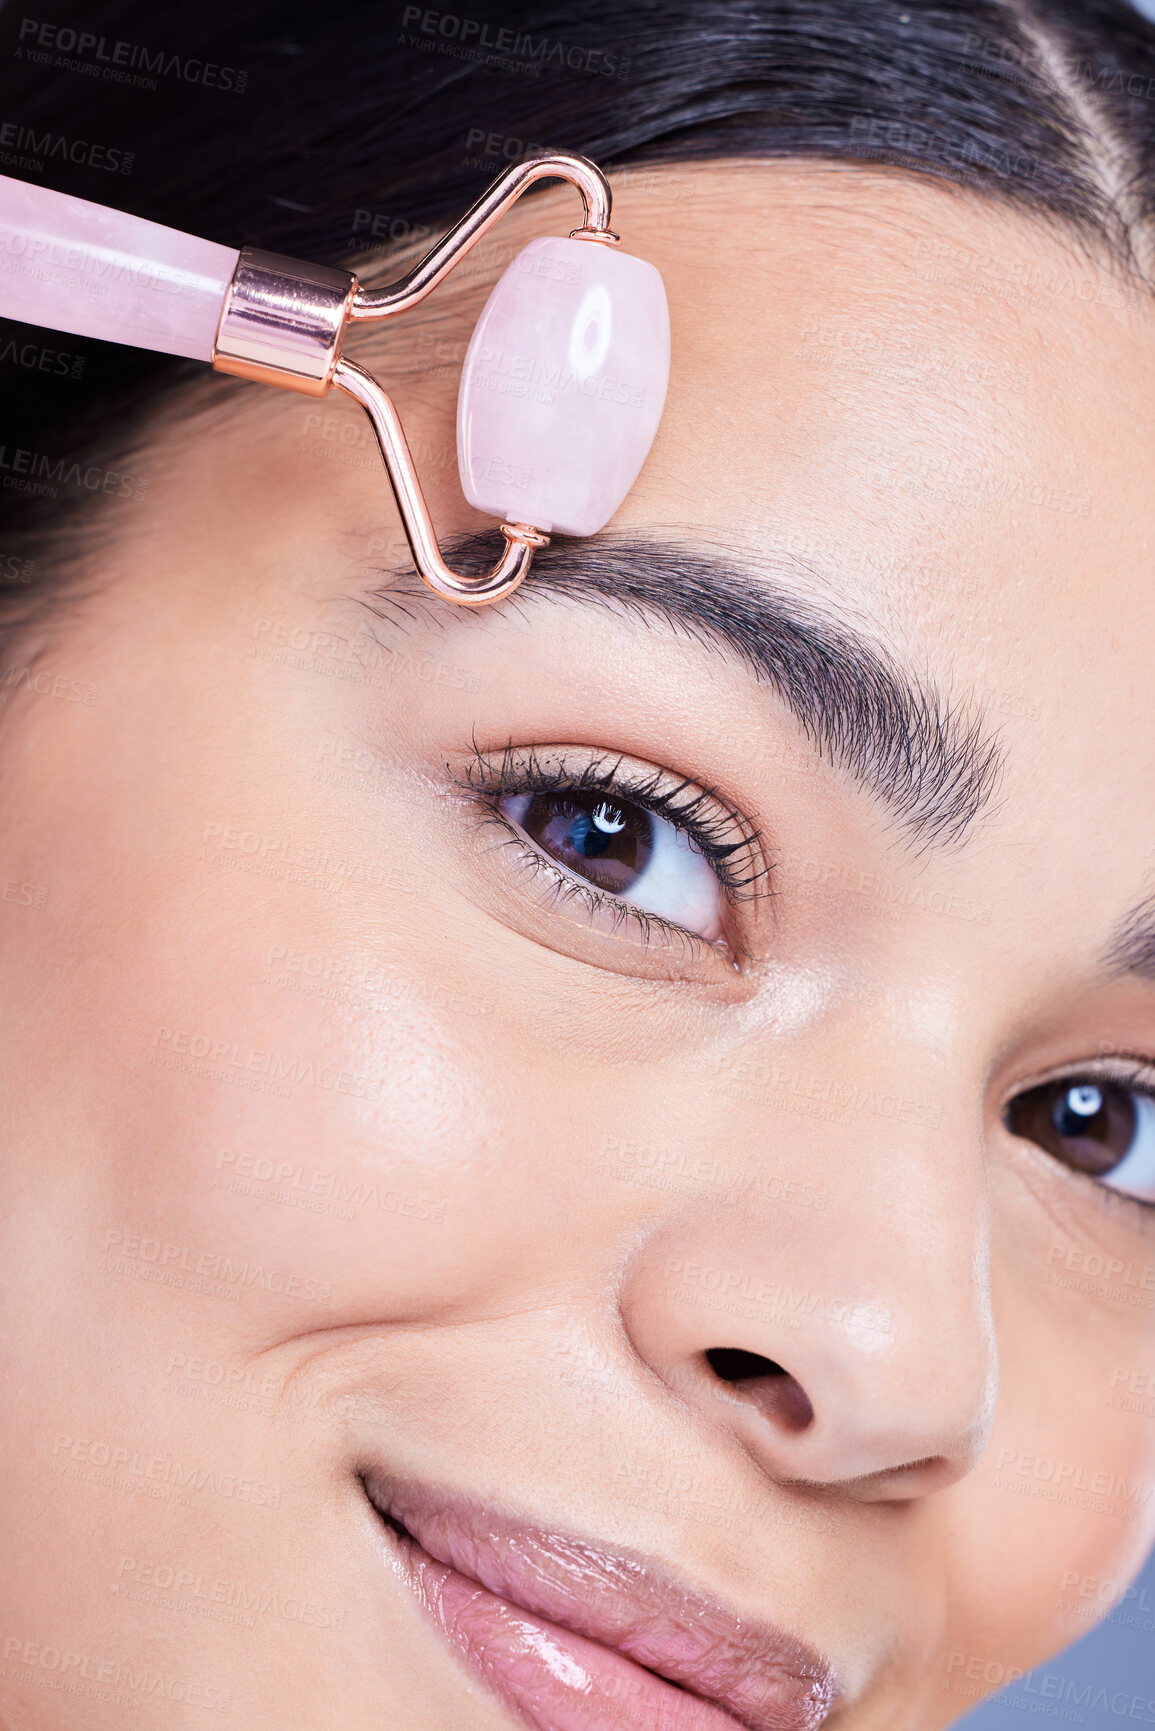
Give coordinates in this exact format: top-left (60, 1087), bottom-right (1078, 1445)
top-left (452, 742), bottom-right (767, 950)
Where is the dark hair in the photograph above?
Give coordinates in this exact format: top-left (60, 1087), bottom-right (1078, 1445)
top-left (1, 0), bottom-right (1153, 635)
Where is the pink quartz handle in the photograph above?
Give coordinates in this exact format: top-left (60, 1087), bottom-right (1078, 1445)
top-left (457, 236), bottom-right (670, 538)
top-left (0, 173), bottom-right (238, 360)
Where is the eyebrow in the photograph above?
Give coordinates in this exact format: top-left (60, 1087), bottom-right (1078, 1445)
top-left (366, 534), bottom-right (1004, 850)
top-left (1104, 894), bottom-right (1155, 980)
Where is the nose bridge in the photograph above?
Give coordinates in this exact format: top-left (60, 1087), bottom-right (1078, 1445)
top-left (618, 1019), bottom-right (997, 1492)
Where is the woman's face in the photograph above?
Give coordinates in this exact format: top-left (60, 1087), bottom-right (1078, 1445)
top-left (2, 160), bottom-right (1154, 1730)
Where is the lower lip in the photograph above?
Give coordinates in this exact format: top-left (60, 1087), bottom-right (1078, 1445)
top-left (388, 1522), bottom-right (753, 1731)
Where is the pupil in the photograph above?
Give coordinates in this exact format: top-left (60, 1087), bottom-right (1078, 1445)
top-left (1005, 1077), bottom-right (1136, 1177)
top-left (1065, 1084), bottom-right (1103, 1118)
top-left (572, 813), bottom-right (612, 857)
top-left (521, 792), bottom-right (654, 896)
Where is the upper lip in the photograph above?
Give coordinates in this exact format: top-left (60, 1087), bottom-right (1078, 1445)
top-left (362, 1470), bottom-right (838, 1731)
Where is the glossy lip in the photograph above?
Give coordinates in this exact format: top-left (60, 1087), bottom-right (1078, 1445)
top-left (362, 1471), bottom-right (837, 1731)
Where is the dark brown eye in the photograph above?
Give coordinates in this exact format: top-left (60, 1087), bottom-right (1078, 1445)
top-left (494, 779), bottom-right (732, 948)
top-left (1004, 1078), bottom-right (1136, 1177)
top-left (513, 792), bottom-right (654, 895)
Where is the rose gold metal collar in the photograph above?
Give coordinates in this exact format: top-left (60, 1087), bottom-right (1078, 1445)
top-left (212, 152), bottom-right (617, 606)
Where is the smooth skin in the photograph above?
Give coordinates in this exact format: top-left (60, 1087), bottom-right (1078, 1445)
top-left (0, 160), bottom-right (1153, 1728)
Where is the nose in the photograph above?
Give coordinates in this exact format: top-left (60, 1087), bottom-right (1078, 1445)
top-left (617, 1074), bottom-right (997, 1498)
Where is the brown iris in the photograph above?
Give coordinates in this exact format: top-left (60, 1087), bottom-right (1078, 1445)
top-left (519, 792), bottom-right (654, 895)
top-left (1004, 1078), bottom-right (1137, 1177)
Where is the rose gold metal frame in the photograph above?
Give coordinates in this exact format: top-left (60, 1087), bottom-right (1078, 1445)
top-left (212, 151), bottom-right (618, 607)
top-left (212, 250), bottom-right (356, 396)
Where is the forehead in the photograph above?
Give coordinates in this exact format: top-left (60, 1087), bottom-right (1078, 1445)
top-left (606, 162), bottom-right (1155, 860)
top-left (616, 161), bottom-right (1153, 617)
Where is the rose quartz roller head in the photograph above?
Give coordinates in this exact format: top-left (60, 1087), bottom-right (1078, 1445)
top-left (0, 155), bottom-right (670, 606)
top-left (458, 236), bottom-right (669, 538)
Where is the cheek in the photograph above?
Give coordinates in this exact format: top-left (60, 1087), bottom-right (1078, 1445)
top-left (0, 833), bottom-right (514, 1342)
top-left (935, 1248), bottom-right (1155, 1689)
top-left (8, 744), bottom-right (644, 1358)
top-left (96, 972), bottom-right (537, 1334)
top-left (73, 869), bottom-right (649, 1348)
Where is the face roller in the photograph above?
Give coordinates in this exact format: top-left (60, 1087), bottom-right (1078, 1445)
top-left (0, 155), bottom-right (669, 605)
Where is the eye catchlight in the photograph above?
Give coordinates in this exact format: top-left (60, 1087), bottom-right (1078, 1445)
top-left (0, 156), bottom-right (671, 606)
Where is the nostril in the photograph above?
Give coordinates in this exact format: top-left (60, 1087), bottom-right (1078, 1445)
top-left (704, 1347), bottom-right (815, 1433)
top-left (706, 1347), bottom-right (782, 1381)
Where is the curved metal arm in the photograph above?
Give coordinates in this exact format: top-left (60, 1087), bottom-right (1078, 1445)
top-left (349, 151), bottom-right (617, 323)
top-left (336, 152), bottom-right (617, 604)
top-left (215, 152), bottom-right (618, 604)
top-left (335, 357), bottom-right (548, 607)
